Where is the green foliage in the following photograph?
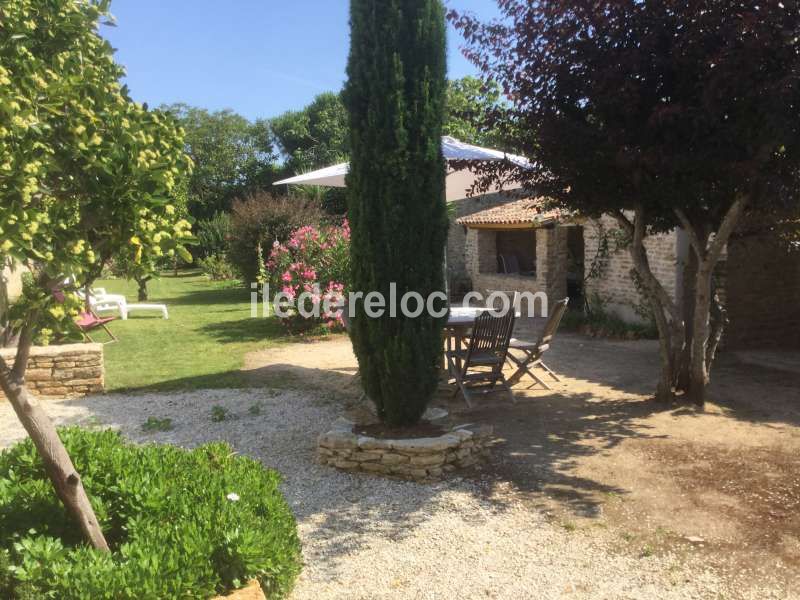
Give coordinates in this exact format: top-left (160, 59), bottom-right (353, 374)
top-left (211, 405), bottom-right (229, 422)
top-left (228, 192), bottom-right (322, 283)
top-left (163, 104), bottom-right (278, 221)
top-left (562, 295), bottom-right (658, 340)
top-left (196, 212), bottom-right (232, 259)
top-left (270, 92), bottom-right (348, 175)
top-left (0, 0), bottom-right (193, 342)
top-left (140, 417), bottom-right (174, 432)
top-left (444, 76), bottom-right (509, 148)
top-left (345, 0), bottom-right (449, 426)
top-left (198, 253), bottom-right (236, 281)
top-left (7, 273), bottom-right (83, 346)
top-left (0, 428), bottom-right (301, 599)
top-left (196, 212), bottom-right (235, 280)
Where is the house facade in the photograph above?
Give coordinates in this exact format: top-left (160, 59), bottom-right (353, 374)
top-left (452, 197), bottom-right (571, 306)
top-left (448, 194), bottom-right (800, 350)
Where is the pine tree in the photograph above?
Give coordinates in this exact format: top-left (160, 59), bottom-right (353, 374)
top-left (344, 0), bottom-right (448, 427)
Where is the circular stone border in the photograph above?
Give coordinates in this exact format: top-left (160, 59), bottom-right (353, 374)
top-left (317, 417), bottom-right (493, 481)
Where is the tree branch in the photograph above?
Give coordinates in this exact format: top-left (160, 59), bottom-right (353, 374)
top-left (674, 208), bottom-right (705, 258)
top-left (11, 323), bottom-right (34, 382)
top-left (618, 205), bottom-right (682, 325)
top-left (612, 209), bottom-right (634, 235)
top-left (708, 195), bottom-right (748, 265)
top-left (0, 353), bottom-right (11, 380)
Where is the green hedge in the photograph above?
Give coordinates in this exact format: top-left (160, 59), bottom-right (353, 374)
top-left (0, 428), bottom-right (301, 599)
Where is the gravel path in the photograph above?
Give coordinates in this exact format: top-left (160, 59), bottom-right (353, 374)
top-left (0, 389), bottom-right (776, 599)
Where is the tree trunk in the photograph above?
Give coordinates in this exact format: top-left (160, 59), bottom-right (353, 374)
top-left (0, 265), bottom-right (11, 348)
top-left (649, 292), bottom-right (676, 402)
top-left (0, 328), bottom-right (110, 552)
top-left (675, 196), bottom-right (747, 406)
top-left (687, 261), bottom-right (713, 405)
top-left (677, 246), bottom-right (697, 392)
top-left (706, 282), bottom-right (727, 367)
top-left (614, 207), bottom-right (684, 402)
top-left (135, 276), bottom-right (150, 301)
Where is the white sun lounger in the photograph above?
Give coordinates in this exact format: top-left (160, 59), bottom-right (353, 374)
top-left (119, 302), bottom-right (169, 320)
top-left (79, 287), bottom-right (169, 320)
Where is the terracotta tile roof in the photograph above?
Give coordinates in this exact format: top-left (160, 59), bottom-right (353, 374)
top-left (456, 197), bottom-right (563, 227)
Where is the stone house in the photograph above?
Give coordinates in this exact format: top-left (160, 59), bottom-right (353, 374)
top-left (450, 197), bottom-right (574, 304)
top-left (448, 195), bottom-right (800, 350)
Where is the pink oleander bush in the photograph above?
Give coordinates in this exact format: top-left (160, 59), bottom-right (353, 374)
top-left (265, 221), bottom-right (350, 331)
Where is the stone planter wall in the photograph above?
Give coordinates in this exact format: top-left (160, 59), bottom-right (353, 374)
top-left (0, 343), bottom-right (104, 400)
top-left (318, 418), bottom-right (493, 481)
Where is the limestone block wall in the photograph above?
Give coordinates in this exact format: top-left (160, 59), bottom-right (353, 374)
top-left (447, 193), bottom-right (521, 296)
top-left (536, 226), bottom-right (569, 301)
top-left (318, 418), bottom-right (494, 481)
top-left (583, 215), bottom-right (680, 322)
top-left (464, 225), bottom-right (568, 306)
top-left (0, 343), bottom-right (104, 399)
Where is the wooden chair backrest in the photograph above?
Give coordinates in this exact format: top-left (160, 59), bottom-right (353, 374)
top-left (539, 298), bottom-right (569, 345)
top-left (466, 310), bottom-right (516, 364)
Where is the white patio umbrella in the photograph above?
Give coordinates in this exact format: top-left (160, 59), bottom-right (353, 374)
top-left (273, 136), bottom-right (530, 201)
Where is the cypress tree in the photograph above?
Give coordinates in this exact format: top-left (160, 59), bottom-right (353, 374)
top-left (344, 0), bottom-right (449, 427)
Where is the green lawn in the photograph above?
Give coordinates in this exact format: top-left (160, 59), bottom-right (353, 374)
top-left (96, 272), bottom-right (289, 392)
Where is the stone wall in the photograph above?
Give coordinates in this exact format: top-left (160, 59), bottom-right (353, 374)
top-left (725, 227), bottom-right (800, 349)
top-left (583, 215), bottom-right (680, 323)
top-left (464, 224), bottom-right (568, 305)
top-left (0, 343), bottom-right (104, 399)
top-left (318, 418), bottom-right (493, 481)
top-left (447, 193), bottom-right (520, 296)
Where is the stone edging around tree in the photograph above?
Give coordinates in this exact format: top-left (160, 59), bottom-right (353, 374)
top-left (317, 417), bottom-right (493, 482)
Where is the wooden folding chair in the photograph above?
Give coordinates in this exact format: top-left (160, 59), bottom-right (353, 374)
top-left (446, 309), bottom-right (516, 407)
top-left (506, 298), bottom-right (569, 389)
top-left (76, 310), bottom-right (118, 344)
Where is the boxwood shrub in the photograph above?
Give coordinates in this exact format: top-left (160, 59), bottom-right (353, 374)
top-left (0, 428), bottom-right (301, 599)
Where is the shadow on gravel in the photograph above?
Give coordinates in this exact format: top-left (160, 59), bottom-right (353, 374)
top-left (54, 331), bottom-right (800, 574)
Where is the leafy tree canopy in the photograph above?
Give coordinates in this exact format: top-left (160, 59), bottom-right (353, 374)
top-left (269, 91), bottom-right (349, 175)
top-left (443, 76), bottom-right (509, 148)
top-left (270, 79), bottom-right (511, 184)
top-left (451, 1), bottom-right (800, 233)
top-left (451, 0), bottom-right (800, 405)
top-left (0, 0), bottom-right (193, 550)
top-left (162, 103), bottom-right (277, 221)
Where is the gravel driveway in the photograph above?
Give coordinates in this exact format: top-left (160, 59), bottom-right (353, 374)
top-left (0, 388), bottom-right (775, 599)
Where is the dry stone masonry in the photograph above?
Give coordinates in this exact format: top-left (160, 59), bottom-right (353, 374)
top-left (583, 214), bottom-right (680, 323)
top-left (0, 343), bottom-right (104, 400)
top-left (318, 417), bottom-right (493, 481)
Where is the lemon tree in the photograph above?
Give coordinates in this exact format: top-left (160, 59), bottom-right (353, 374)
top-left (0, 0), bottom-right (192, 550)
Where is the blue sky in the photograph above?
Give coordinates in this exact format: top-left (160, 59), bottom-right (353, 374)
top-left (103, 1), bottom-right (500, 122)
